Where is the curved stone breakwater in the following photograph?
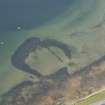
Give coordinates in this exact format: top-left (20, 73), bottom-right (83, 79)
top-left (11, 37), bottom-right (71, 78)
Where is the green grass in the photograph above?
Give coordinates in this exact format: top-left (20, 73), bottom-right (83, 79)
top-left (75, 90), bottom-right (105, 105)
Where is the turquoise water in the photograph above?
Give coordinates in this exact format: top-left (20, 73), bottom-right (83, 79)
top-left (1, 0), bottom-right (105, 94)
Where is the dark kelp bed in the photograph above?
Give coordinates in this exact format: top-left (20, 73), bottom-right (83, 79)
top-left (11, 37), bottom-right (71, 78)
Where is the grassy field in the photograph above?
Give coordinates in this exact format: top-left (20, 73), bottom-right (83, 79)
top-left (75, 90), bottom-right (105, 105)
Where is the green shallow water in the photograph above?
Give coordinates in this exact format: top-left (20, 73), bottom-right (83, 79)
top-left (1, 0), bottom-right (105, 95)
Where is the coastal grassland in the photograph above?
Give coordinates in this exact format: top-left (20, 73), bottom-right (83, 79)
top-left (75, 90), bottom-right (105, 105)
